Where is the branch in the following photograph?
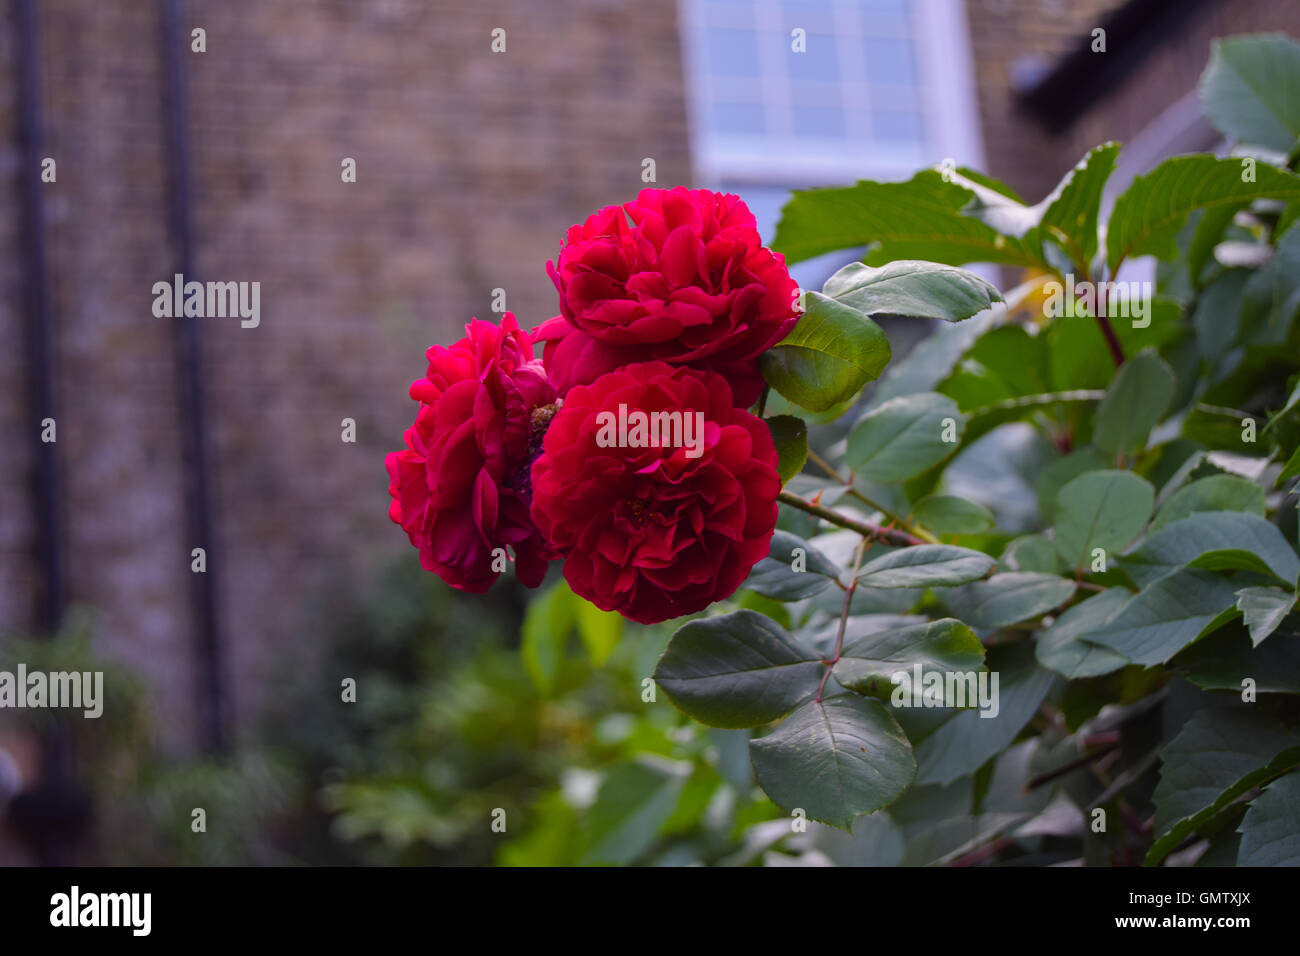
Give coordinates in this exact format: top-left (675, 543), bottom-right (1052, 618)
top-left (1091, 266), bottom-right (1125, 368)
top-left (1023, 733), bottom-right (1121, 792)
top-left (801, 447), bottom-right (939, 543)
top-left (1094, 311), bottom-right (1126, 369)
top-left (816, 537), bottom-right (867, 703)
top-left (777, 490), bottom-right (925, 546)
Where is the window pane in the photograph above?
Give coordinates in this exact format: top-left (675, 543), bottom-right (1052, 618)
top-left (861, 0), bottom-right (912, 33)
top-left (790, 80), bottom-right (845, 108)
top-left (778, 0), bottom-right (837, 33)
top-left (707, 99), bottom-right (768, 136)
top-left (863, 37), bottom-right (916, 87)
top-left (792, 105), bottom-right (846, 139)
top-left (872, 109), bottom-right (924, 142)
top-left (703, 28), bottom-right (762, 77)
top-left (788, 34), bottom-right (839, 84)
top-left (699, 0), bottom-right (757, 28)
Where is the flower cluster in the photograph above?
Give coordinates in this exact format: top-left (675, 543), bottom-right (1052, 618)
top-left (386, 187), bottom-right (797, 623)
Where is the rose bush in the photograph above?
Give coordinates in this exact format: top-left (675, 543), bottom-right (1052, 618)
top-left (387, 39), bottom-right (1300, 867)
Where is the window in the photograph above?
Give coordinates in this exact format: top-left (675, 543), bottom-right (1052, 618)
top-left (680, 0), bottom-right (986, 285)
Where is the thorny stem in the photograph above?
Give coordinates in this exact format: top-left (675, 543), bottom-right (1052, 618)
top-left (1076, 261), bottom-right (1125, 369)
top-left (778, 490), bottom-right (925, 546)
top-left (816, 537), bottom-right (867, 703)
top-left (805, 445), bottom-right (843, 483)
top-left (849, 489), bottom-right (941, 543)
top-left (1094, 310), bottom-right (1127, 369)
top-left (949, 836), bottom-right (1016, 867)
top-left (780, 489), bottom-right (1119, 595)
top-left (802, 446), bottom-right (940, 543)
top-left (1023, 733), bottom-right (1121, 792)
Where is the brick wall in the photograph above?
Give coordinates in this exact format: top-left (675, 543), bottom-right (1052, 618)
top-left (1, 0), bottom-right (693, 754)
top-left (966, 0), bottom-right (1300, 203)
top-left (965, 0), bottom-right (1124, 200)
top-left (7, 0), bottom-right (1299, 786)
top-left (1064, 0), bottom-right (1300, 165)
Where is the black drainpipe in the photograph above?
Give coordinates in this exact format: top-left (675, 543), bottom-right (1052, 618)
top-left (14, 2), bottom-right (59, 631)
top-left (12, 0), bottom-right (90, 866)
top-left (160, 0), bottom-right (227, 754)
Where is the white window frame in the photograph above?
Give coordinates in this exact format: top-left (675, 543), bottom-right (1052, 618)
top-left (679, 0), bottom-right (987, 188)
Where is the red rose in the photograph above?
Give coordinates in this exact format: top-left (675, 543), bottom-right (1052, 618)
top-left (386, 313), bottom-right (556, 592)
top-left (535, 187), bottom-right (799, 408)
top-left (529, 361), bottom-right (781, 624)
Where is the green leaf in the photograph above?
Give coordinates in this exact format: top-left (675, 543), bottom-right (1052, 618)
top-left (1092, 350), bottom-right (1176, 459)
top-left (652, 610), bottom-right (824, 728)
top-left (942, 325), bottom-right (1051, 410)
top-left (576, 597), bottom-right (622, 667)
top-left (760, 292), bottom-right (891, 412)
top-left (521, 582), bottom-right (576, 695)
top-left (1187, 548), bottom-right (1297, 582)
top-left (911, 494), bottom-right (995, 535)
top-left (903, 643), bottom-right (1056, 786)
top-left (846, 392), bottom-right (964, 482)
top-left (875, 309), bottom-right (997, 404)
top-left (708, 728), bottom-right (754, 792)
top-left (1151, 474), bottom-right (1265, 531)
top-left (1236, 586), bottom-right (1296, 646)
top-left (947, 157), bottom-right (1124, 274)
top-left (940, 572), bottom-right (1075, 630)
top-left (822, 260), bottom-right (1002, 323)
top-left (1236, 769), bottom-right (1300, 866)
top-left (580, 756), bottom-right (692, 865)
top-left (999, 534), bottom-right (1060, 573)
top-left (1035, 587), bottom-right (1132, 679)
top-left (811, 807), bottom-right (906, 866)
top-left (1200, 33), bottom-right (1300, 153)
top-left (856, 544), bottom-right (995, 589)
top-left (1280, 443), bottom-right (1300, 484)
top-left (1123, 511), bottom-right (1300, 589)
top-left (749, 694), bottom-right (915, 828)
top-left (1181, 624), bottom-right (1300, 694)
top-left (1191, 269), bottom-right (1250, 362)
top-left (1147, 710), bottom-right (1300, 865)
top-left (1082, 569), bottom-right (1239, 666)
top-left (1035, 142), bottom-right (1120, 265)
top-left (942, 423), bottom-right (1059, 534)
top-left (1273, 378), bottom-right (1300, 422)
top-left (947, 167), bottom-right (1041, 237)
top-left (1188, 204), bottom-right (1249, 286)
top-left (951, 166), bottom-right (1026, 202)
top-left (1106, 154), bottom-right (1300, 270)
top-left (747, 531), bottom-right (841, 601)
top-left (1240, 219), bottom-right (1300, 346)
top-left (959, 390), bottom-right (1104, 453)
top-left (765, 414), bottom-right (807, 485)
top-left (1036, 447), bottom-right (1110, 523)
top-left (891, 739), bottom-right (1052, 865)
top-left (832, 618), bottom-right (985, 702)
top-left (773, 169), bottom-right (1047, 268)
top-left (1053, 470), bottom-right (1155, 569)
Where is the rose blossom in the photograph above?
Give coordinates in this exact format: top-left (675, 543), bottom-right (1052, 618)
top-left (529, 361), bottom-right (781, 624)
top-left (534, 187), bottom-right (799, 408)
top-left (386, 313), bottom-right (556, 592)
